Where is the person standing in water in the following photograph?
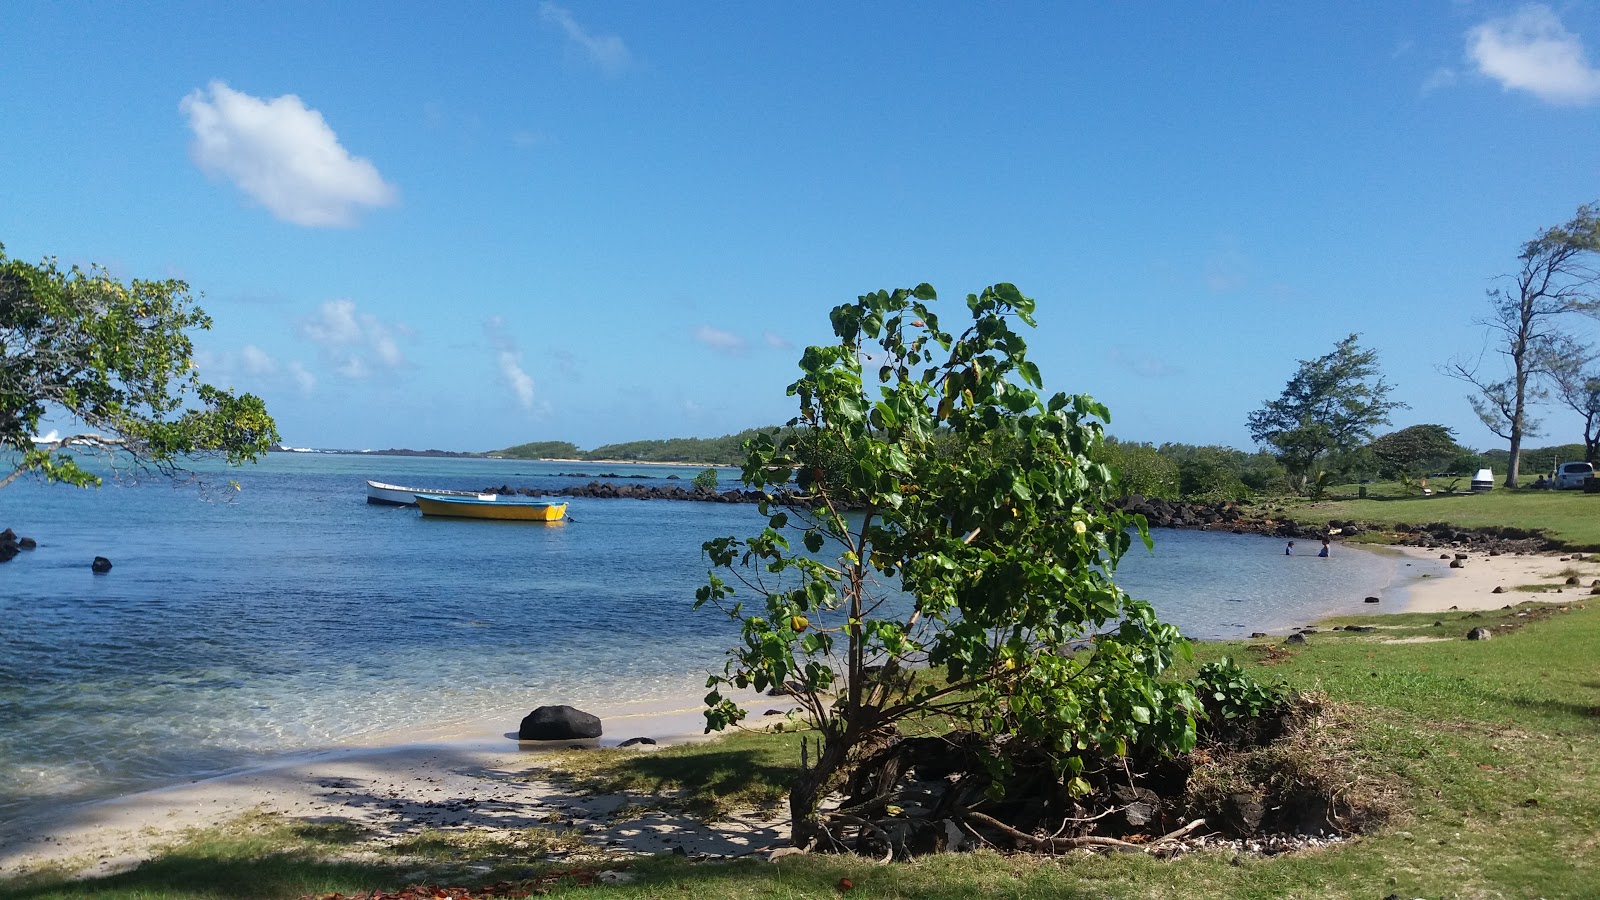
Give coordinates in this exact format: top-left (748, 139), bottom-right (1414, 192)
top-left (1318, 538), bottom-right (1331, 557)
top-left (1285, 540), bottom-right (1294, 555)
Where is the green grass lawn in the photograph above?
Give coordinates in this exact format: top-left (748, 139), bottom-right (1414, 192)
top-left (8, 604), bottom-right (1599, 899)
top-left (1277, 482), bottom-right (1600, 549)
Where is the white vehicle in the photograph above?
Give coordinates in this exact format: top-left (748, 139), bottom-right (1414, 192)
top-left (1553, 461), bottom-right (1596, 490)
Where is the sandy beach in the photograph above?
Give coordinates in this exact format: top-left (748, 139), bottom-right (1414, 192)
top-left (1393, 545), bottom-right (1600, 613)
top-left (5, 545), bottom-right (1596, 882)
top-left (0, 697), bottom-right (795, 880)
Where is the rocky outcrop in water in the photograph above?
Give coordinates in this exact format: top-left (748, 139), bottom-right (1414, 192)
top-left (1, 528), bottom-right (36, 563)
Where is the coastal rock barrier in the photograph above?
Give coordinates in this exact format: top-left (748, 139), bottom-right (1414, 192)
top-left (482, 484), bottom-right (1560, 551)
top-left (484, 481), bottom-right (816, 507)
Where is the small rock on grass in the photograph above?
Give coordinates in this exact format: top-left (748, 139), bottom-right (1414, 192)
top-left (1467, 627), bottom-right (1494, 641)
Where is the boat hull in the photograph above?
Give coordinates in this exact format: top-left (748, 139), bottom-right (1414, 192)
top-left (367, 481), bottom-right (497, 506)
top-left (415, 494), bottom-right (568, 521)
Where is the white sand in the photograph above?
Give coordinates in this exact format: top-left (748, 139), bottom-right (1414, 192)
top-left (1394, 546), bottom-right (1600, 612)
top-left (0, 697), bottom-right (796, 879)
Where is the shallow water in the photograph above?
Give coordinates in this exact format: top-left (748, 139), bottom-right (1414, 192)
top-left (0, 454), bottom-right (1400, 821)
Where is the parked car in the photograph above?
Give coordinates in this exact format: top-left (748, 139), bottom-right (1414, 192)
top-left (1553, 461), bottom-right (1596, 490)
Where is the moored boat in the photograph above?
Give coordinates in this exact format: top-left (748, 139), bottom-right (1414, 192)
top-left (414, 494), bottom-right (568, 521)
top-left (367, 480), bottom-right (498, 506)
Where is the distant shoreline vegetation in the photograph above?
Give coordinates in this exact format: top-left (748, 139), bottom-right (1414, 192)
top-left (490, 428), bottom-right (782, 466)
top-left (268, 433), bottom-right (1593, 489)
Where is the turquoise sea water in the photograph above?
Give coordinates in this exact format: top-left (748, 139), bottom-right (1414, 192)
top-left (0, 453), bottom-right (1402, 824)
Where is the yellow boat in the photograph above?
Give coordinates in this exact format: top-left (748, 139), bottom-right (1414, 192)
top-left (414, 494), bottom-right (568, 522)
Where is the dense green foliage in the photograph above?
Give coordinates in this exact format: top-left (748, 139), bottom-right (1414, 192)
top-left (697, 283), bottom-right (1196, 847)
top-left (0, 244), bottom-right (277, 489)
top-left (1191, 657), bottom-right (1285, 723)
top-left (1246, 334), bottom-right (1402, 493)
top-left (1099, 437), bottom-right (1179, 499)
top-left (691, 467), bottom-right (719, 491)
top-left (494, 440), bottom-right (581, 460)
top-left (1366, 424), bottom-right (1465, 483)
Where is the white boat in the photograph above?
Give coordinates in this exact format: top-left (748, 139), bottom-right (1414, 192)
top-left (366, 480), bottom-right (499, 506)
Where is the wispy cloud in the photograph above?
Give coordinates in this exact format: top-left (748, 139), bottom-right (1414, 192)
top-left (181, 81), bottom-right (398, 226)
top-left (763, 330), bottom-right (794, 351)
top-left (1468, 4), bottom-right (1600, 105)
top-left (485, 317), bottom-right (536, 411)
top-left (296, 299), bottom-right (412, 379)
top-left (195, 345), bottom-right (316, 397)
top-left (693, 325), bottom-right (748, 356)
top-left (240, 344), bottom-right (279, 376)
top-left (1421, 66), bottom-right (1459, 95)
top-left (539, 2), bottom-right (632, 75)
top-left (1108, 348), bottom-right (1181, 379)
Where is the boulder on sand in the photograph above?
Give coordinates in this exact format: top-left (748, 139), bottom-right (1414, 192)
top-left (518, 705), bottom-right (602, 740)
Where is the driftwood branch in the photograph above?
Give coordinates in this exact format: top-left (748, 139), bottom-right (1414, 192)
top-left (960, 809), bottom-right (1209, 854)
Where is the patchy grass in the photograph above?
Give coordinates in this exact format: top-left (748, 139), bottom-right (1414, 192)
top-left (7, 606), bottom-right (1600, 898)
top-left (540, 727), bottom-right (805, 821)
top-left (1280, 486), bottom-right (1600, 548)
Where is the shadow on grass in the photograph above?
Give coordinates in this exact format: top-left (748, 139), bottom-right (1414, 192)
top-left (3, 850), bottom-right (416, 900)
top-left (563, 747), bottom-right (797, 820)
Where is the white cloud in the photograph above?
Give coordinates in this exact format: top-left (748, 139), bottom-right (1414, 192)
top-left (1468, 5), bottom-right (1600, 105)
top-left (180, 81), bottom-right (399, 226)
top-left (539, 2), bottom-right (632, 74)
top-left (693, 325), bottom-right (748, 355)
top-left (763, 330), bottom-right (794, 351)
top-left (195, 345), bottom-right (316, 396)
top-left (296, 299), bottom-right (412, 378)
top-left (287, 361), bottom-right (316, 396)
top-left (239, 344), bottom-right (279, 376)
top-left (1421, 67), bottom-right (1459, 95)
top-left (485, 317), bottom-right (536, 411)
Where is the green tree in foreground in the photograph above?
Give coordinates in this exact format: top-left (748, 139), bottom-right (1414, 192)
top-left (0, 244), bottom-right (277, 489)
top-left (1444, 202), bottom-right (1600, 487)
top-left (1246, 334), bottom-right (1402, 493)
top-left (697, 283), bottom-right (1194, 849)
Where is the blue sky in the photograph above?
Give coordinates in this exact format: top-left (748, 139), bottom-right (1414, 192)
top-left (3, 2), bottom-right (1599, 453)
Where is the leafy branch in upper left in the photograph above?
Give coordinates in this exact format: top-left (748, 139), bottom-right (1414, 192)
top-left (0, 243), bottom-right (278, 490)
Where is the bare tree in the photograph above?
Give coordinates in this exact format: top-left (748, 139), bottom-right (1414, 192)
top-left (1445, 203), bottom-right (1600, 487)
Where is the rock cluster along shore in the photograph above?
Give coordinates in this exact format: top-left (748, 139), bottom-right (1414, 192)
top-left (1, 528), bottom-right (37, 563)
top-left (1114, 495), bottom-right (1557, 553)
top-left (484, 481), bottom-right (816, 507)
top-left (482, 483), bottom-right (1561, 551)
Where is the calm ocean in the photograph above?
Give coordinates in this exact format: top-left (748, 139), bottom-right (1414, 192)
top-left (0, 453), bottom-right (1402, 823)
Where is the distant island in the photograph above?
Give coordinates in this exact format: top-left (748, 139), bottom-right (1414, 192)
top-left (490, 428), bottom-right (780, 466)
top-left (266, 429), bottom-right (780, 465)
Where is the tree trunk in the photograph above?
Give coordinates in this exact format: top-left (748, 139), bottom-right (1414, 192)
top-left (1507, 430), bottom-right (1522, 488)
top-left (789, 735), bottom-right (850, 849)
